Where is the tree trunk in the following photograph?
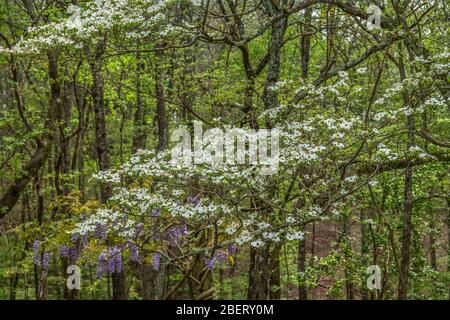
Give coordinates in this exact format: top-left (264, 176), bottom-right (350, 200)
top-left (297, 8), bottom-right (312, 300)
top-left (342, 219), bottom-right (354, 300)
top-left (397, 51), bottom-right (415, 300)
top-left (262, 1), bottom-right (287, 115)
top-left (87, 39), bottom-right (112, 204)
top-left (248, 246), bottom-right (270, 299)
top-left (446, 198), bottom-right (450, 300)
top-left (132, 51), bottom-right (146, 152)
top-left (360, 209), bottom-right (370, 300)
top-left (269, 256), bottom-right (281, 299)
top-left (188, 230), bottom-right (213, 300)
top-left (140, 262), bottom-right (167, 300)
top-left (298, 233), bottom-right (308, 300)
top-left (300, 7), bottom-right (313, 79)
top-left (398, 133), bottom-right (414, 300)
top-left (429, 208), bottom-right (437, 270)
top-left (155, 45), bottom-right (168, 152)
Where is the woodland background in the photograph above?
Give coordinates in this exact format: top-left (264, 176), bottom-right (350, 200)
top-left (0, 0), bottom-right (449, 300)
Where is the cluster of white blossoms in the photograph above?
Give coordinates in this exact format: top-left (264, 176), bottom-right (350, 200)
top-left (79, 126), bottom-right (360, 250)
top-left (237, 227), bottom-right (305, 247)
top-left (424, 96), bottom-right (448, 108)
top-left (72, 148), bottom-right (267, 246)
top-left (375, 143), bottom-right (399, 161)
top-left (407, 146), bottom-right (437, 160)
top-left (92, 171), bottom-right (121, 183)
top-left (109, 187), bottom-right (233, 219)
top-left (71, 208), bottom-right (137, 239)
top-left (0, 0), bottom-right (194, 55)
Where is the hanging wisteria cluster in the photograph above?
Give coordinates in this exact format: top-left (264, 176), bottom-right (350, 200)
top-left (32, 240), bottom-right (52, 270)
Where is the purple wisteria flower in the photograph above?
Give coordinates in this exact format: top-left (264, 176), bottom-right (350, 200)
top-left (69, 247), bottom-right (79, 262)
top-left (109, 246), bottom-right (123, 273)
top-left (166, 225), bottom-right (189, 244)
top-left (96, 246), bottom-right (123, 278)
top-left (180, 224), bottom-right (188, 236)
top-left (228, 244), bottom-right (238, 254)
top-left (168, 227), bottom-right (181, 244)
top-left (59, 245), bottom-right (69, 258)
top-left (108, 257), bottom-right (116, 273)
top-left (70, 233), bottom-right (79, 243)
top-left (96, 251), bottom-right (108, 278)
top-left (205, 257), bottom-right (216, 271)
top-left (128, 243), bottom-right (139, 262)
top-left (216, 251), bottom-right (228, 263)
top-left (32, 240), bottom-right (40, 252)
top-left (32, 240), bottom-right (41, 266)
top-left (42, 252), bottom-right (51, 270)
top-left (32, 240), bottom-right (52, 269)
top-left (204, 248), bottom-right (236, 271)
top-left (152, 253), bottom-right (161, 271)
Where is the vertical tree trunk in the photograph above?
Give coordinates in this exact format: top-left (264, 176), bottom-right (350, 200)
top-left (298, 230), bottom-right (308, 300)
top-left (132, 51), bottom-right (146, 152)
top-left (9, 272), bottom-right (19, 300)
top-left (397, 51), bottom-right (415, 300)
top-left (88, 48), bottom-right (112, 203)
top-left (429, 208), bottom-right (437, 270)
top-left (111, 272), bottom-right (127, 300)
top-left (360, 209), bottom-right (370, 300)
top-left (249, 2), bottom-right (289, 300)
top-left (399, 160), bottom-right (413, 300)
top-left (300, 7), bottom-right (312, 80)
top-left (140, 263), bottom-right (167, 300)
top-left (341, 219), bottom-right (354, 300)
top-left (297, 7), bottom-right (312, 300)
top-left (390, 0), bottom-right (425, 300)
top-left (34, 172), bottom-right (47, 300)
top-left (155, 45), bottom-right (168, 152)
top-left (188, 230), bottom-right (213, 299)
top-left (269, 255), bottom-right (281, 299)
top-left (71, 94), bottom-right (88, 200)
top-left (446, 198), bottom-right (450, 300)
top-left (262, 2), bottom-right (287, 115)
top-left (248, 246), bottom-right (269, 299)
